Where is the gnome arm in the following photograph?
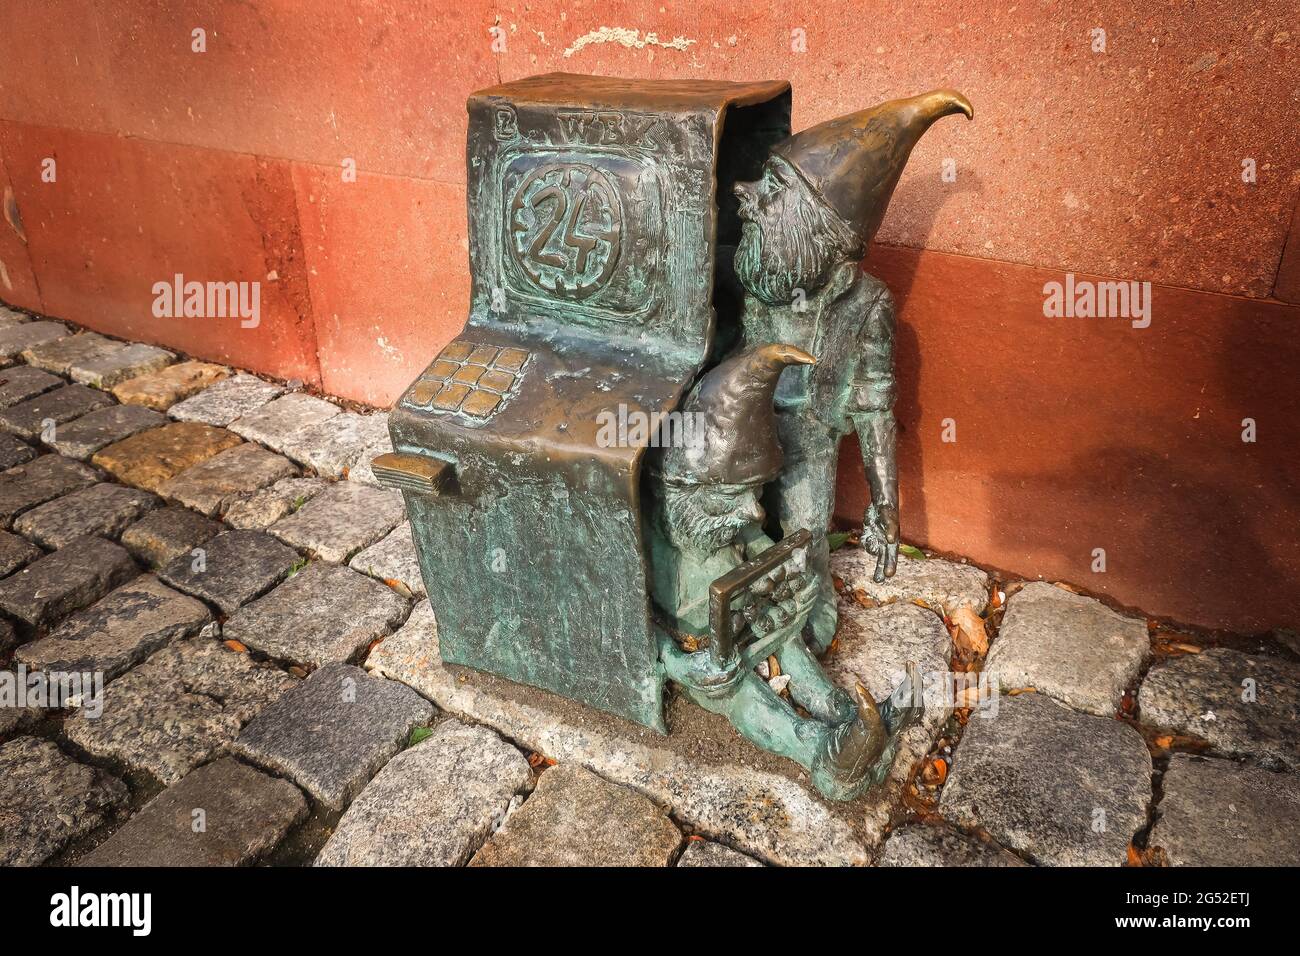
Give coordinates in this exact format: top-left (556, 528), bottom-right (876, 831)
top-left (846, 282), bottom-right (900, 581)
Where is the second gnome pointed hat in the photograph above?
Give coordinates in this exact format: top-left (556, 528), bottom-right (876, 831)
top-left (662, 344), bottom-right (815, 487)
top-left (773, 89), bottom-right (973, 249)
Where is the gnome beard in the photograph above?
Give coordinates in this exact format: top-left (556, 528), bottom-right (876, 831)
top-left (660, 482), bottom-right (759, 554)
top-left (734, 175), bottom-right (857, 307)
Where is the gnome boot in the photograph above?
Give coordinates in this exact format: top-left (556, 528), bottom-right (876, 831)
top-left (810, 660), bottom-right (925, 800)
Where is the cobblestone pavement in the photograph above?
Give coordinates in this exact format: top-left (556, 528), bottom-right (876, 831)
top-left (0, 305), bottom-right (1296, 867)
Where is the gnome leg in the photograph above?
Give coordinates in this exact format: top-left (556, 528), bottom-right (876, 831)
top-left (767, 412), bottom-right (841, 652)
top-left (772, 631), bottom-right (855, 725)
top-left (659, 631), bottom-right (827, 770)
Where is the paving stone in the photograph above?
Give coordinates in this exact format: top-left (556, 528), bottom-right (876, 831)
top-left (0, 453), bottom-right (99, 527)
top-left (13, 483), bottom-right (159, 549)
top-left (15, 575), bottom-right (210, 683)
top-left (368, 601), bottom-right (872, 866)
top-left (112, 360), bottom-right (231, 411)
top-left (63, 638), bottom-right (295, 784)
top-left (157, 529), bottom-right (299, 615)
top-left (45, 403), bottom-right (168, 460)
top-left (877, 824), bottom-right (1029, 867)
top-left (0, 529), bottom-right (41, 576)
top-left (270, 481), bottom-right (405, 563)
top-left (0, 383), bottom-right (115, 441)
top-left (677, 840), bottom-right (764, 867)
top-left (280, 411), bottom-right (391, 479)
top-left (0, 620), bottom-right (15, 657)
top-left (157, 442), bottom-right (298, 517)
top-left (22, 331), bottom-right (119, 375)
top-left (224, 476), bottom-right (326, 530)
top-left (832, 549), bottom-right (990, 615)
top-left (939, 691), bottom-right (1151, 866)
top-left (1148, 754), bottom-right (1300, 867)
top-left (348, 521), bottom-right (424, 597)
top-left (0, 701), bottom-right (40, 739)
top-left (169, 372), bottom-right (284, 426)
top-left (985, 582), bottom-right (1151, 717)
top-left (1138, 647), bottom-right (1299, 771)
top-left (92, 422), bottom-right (243, 492)
top-left (229, 392), bottom-right (340, 452)
top-left (234, 663), bottom-right (434, 811)
top-left (0, 536), bottom-right (137, 627)
top-left (0, 433), bottom-right (36, 471)
top-left (824, 601), bottom-right (954, 768)
top-left (0, 365), bottom-right (63, 408)
top-left (0, 736), bottom-right (128, 866)
top-left (111, 358), bottom-right (231, 411)
top-left (316, 719), bottom-right (530, 866)
top-left (223, 561), bottom-right (410, 668)
top-left (72, 342), bottom-right (174, 389)
top-left (0, 306), bottom-right (27, 329)
top-left (471, 764), bottom-right (682, 867)
top-left (80, 757), bottom-right (307, 867)
top-left (0, 320), bottom-right (69, 361)
top-left (120, 504), bottom-right (221, 568)
top-left (345, 428), bottom-right (393, 487)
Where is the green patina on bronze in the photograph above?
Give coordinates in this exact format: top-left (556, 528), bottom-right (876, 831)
top-left (378, 73), bottom-right (972, 800)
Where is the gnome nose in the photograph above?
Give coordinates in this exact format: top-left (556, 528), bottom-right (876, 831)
top-left (734, 180), bottom-right (756, 210)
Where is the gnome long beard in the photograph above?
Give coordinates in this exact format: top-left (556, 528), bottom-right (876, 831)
top-left (734, 185), bottom-right (855, 306)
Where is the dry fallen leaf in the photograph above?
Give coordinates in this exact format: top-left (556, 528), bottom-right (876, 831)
top-left (223, 639), bottom-right (248, 654)
top-left (1153, 735), bottom-right (1174, 749)
top-left (921, 757), bottom-right (948, 786)
top-left (1127, 843), bottom-right (1143, 867)
top-left (1007, 686), bottom-right (1037, 696)
top-left (949, 605), bottom-right (989, 656)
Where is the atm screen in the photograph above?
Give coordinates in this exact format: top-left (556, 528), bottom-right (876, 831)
top-left (500, 151), bottom-right (664, 323)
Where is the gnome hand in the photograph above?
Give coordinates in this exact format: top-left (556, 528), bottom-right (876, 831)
top-left (861, 502), bottom-right (900, 582)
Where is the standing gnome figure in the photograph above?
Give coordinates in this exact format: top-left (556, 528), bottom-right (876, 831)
top-left (646, 344), bottom-right (923, 801)
top-left (732, 90), bottom-right (974, 650)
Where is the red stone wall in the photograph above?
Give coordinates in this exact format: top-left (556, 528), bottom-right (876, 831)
top-left (0, 1), bottom-right (1295, 630)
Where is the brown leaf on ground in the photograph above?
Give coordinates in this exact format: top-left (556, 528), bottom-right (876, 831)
top-left (948, 605), bottom-right (989, 656)
top-left (383, 577), bottom-right (413, 598)
top-left (1006, 687), bottom-right (1036, 696)
top-left (223, 639), bottom-right (248, 653)
top-left (1053, 581), bottom-right (1081, 594)
top-left (1126, 843), bottom-right (1143, 867)
top-left (852, 589), bottom-right (879, 609)
top-left (527, 752), bottom-right (556, 769)
top-left (1153, 735), bottom-right (1174, 749)
top-left (921, 757), bottom-right (948, 787)
top-left (989, 584), bottom-right (1003, 610)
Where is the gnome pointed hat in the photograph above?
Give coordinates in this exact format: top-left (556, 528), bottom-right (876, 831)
top-left (662, 344), bottom-right (815, 486)
top-left (773, 89), bottom-right (973, 248)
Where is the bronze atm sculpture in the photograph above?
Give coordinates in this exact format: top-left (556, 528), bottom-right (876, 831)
top-left (374, 73), bottom-right (972, 800)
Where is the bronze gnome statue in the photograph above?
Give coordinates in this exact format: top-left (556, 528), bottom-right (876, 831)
top-left (732, 89), bottom-right (974, 651)
top-left (377, 74), bottom-right (972, 802)
top-left (647, 344), bottom-right (922, 799)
